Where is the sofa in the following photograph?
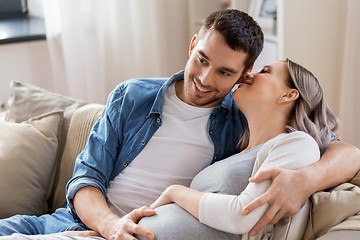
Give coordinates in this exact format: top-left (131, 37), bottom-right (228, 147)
top-left (0, 81), bottom-right (359, 239)
top-left (0, 81), bottom-right (104, 217)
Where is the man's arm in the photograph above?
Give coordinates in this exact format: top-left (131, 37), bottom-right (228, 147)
top-left (242, 141), bottom-right (360, 236)
top-left (73, 186), bottom-right (156, 240)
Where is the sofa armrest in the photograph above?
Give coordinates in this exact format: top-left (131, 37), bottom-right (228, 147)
top-left (317, 230), bottom-right (360, 240)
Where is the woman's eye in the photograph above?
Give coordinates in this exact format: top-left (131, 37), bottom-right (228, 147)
top-left (259, 68), bottom-right (268, 73)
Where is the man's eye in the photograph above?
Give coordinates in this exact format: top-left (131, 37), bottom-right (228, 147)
top-left (198, 57), bottom-right (206, 64)
top-left (219, 70), bottom-right (230, 76)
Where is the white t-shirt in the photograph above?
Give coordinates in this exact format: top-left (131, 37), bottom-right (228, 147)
top-left (107, 83), bottom-right (214, 217)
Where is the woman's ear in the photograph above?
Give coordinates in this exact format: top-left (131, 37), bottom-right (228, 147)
top-left (278, 89), bottom-right (299, 103)
top-left (189, 34), bottom-right (198, 57)
top-left (287, 89), bottom-right (299, 101)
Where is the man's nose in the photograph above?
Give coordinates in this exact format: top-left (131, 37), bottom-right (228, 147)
top-left (199, 69), bottom-right (213, 86)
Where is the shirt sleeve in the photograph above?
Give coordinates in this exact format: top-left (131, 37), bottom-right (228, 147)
top-left (198, 131), bottom-right (320, 234)
top-left (65, 85), bottom-right (124, 219)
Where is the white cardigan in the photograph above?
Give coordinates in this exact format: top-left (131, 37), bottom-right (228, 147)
top-left (198, 131), bottom-right (320, 240)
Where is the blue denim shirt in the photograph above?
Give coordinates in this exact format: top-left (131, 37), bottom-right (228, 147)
top-left (66, 70), bottom-right (247, 220)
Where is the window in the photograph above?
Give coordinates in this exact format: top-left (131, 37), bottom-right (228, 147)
top-left (0, 0), bottom-right (27, 18)
top-left (0, 0), bottom-right (46, 44)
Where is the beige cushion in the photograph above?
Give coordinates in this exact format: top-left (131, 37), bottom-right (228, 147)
top-left (0, 111), bottom-right (63, 218)
top-left (303, 183), bottom-right (360, 240)
top-left (51, 104), bottom-right (105, 212)
top-left (5, 81), bottom-right (87, 212)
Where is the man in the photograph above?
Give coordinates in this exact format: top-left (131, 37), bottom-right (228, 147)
top-left (67, 9), bottom-right (263, 240)
top-left (0, 9), bottom-right (359, 240)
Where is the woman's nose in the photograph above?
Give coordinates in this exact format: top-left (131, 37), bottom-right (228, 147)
top-left (243, 71), bottom-right (254, 80)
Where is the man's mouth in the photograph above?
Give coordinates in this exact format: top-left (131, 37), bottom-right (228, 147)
top-left (193, 79), bottom-right (212, 97)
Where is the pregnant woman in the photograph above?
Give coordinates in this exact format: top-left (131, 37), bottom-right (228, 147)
top-left (137, 58), bottom-right (339, 240)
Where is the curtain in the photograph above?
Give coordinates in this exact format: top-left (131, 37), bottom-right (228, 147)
top-left (338, 0), bottom-right (360, 148)
top-left (42, 0), bottom-right (189, 104)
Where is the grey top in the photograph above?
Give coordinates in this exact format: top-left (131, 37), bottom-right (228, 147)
top-left (190, 145), bottom-right (262, 195)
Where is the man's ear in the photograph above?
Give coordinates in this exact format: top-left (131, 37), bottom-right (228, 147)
top-left (189, 34), bottom-right (198, 57)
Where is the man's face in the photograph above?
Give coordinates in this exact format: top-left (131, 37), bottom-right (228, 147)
top-left (177, 30), bottom-right (248, 108)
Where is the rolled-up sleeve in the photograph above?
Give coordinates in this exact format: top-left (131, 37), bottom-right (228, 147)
top-left (66, 86), bottom-right (124, 218)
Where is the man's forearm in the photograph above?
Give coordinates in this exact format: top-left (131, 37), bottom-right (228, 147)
top-left (302, 141), bottom-right (360, 195)
top-left (73, 186), bottom-right (120, 236)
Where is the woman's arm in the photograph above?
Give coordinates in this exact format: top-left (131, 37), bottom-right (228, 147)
top-left (151, 185), bottom-right (204, 219)
top-left (151, 180), bottom-right (271, 235)
top-left (243, 141), bottom-right (360, 236)
top-left (151, 132), bottom-right (320, 235)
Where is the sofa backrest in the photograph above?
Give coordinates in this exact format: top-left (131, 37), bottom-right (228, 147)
top-left (50, 103), bottom-right (105, 212)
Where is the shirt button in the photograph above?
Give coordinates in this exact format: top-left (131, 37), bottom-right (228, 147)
top-left (222, 109), bottom-right (226, 113)
top-left (157, 118), bottom-right (161, 123)
top-left (152, 114), bottom-right (156, 117)
top-left (141, 141), bottom-right (146, 145)
top-left (123, 162), bottom-right (127, 167)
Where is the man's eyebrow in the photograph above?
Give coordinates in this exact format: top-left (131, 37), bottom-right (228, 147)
top-left (199, 50), bottom-right (209, 60)
top-left (199, 50), bottom-right (238, 74)
top-left (221, 67), bottom-right (238, 74)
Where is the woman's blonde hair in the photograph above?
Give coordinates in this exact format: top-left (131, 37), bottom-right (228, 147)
top-left (237, 58), bottom-right (339, 152)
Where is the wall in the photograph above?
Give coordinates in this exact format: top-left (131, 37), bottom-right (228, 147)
top-left (281, 0), bottom-right (347, 115)
top-left (0, 40), bottom-right (53, 107)
top-left (233, 0), bottom-right (250, 12)
top-left (0, 0), bottom-right (52, 106)
top-left (161, 0), bottom-right (189, 76)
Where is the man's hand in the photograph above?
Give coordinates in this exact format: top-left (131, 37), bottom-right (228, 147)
top-left (242, 167), bottom-right (310, 236)
top-left (101, 206), bottom-right (156, 240)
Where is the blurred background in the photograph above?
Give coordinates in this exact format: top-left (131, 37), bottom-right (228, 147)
top-left (0, 0), bottom-right (359, 148)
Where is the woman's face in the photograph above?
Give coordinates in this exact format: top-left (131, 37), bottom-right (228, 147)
top-left (232, 61), bottom-right (290, 112)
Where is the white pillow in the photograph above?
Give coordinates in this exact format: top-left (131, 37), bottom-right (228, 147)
top-left (5, 81), bottom-right (87, 212)
top-left (0, 111), bottom-right (63, 218)
top-left (5, 81), bottom-right (87, 155)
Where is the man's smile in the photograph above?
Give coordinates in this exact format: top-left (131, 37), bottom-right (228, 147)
top-left (193, 79), bottom-right (213, 97)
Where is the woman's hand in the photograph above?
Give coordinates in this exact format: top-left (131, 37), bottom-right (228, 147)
top-left (151, 185), bottom-right (204, 220)
top-left (150, 186), bottom-right (175, 209)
